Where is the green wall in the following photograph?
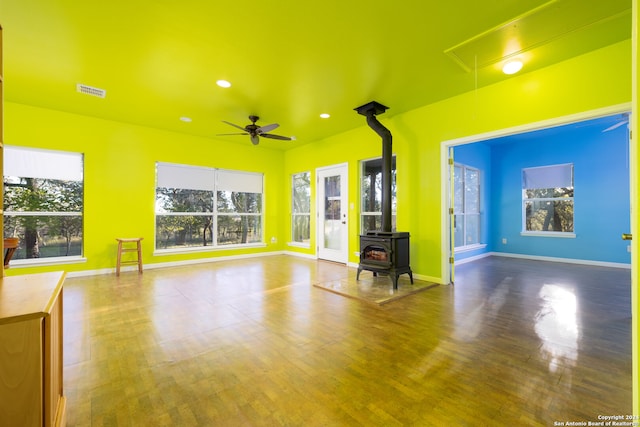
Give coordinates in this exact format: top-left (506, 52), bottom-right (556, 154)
top-left (4, 103), bottom-right (286, 275)
top-left (285, 39), bottom-right (632, 282)
top-left (3, 29), bottom-right (636, 414)
top-left (5, 39), bottom-right (631, 283)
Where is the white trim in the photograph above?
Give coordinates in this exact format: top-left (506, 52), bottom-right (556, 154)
top-left (454, 243), bottom-right (487, 253)
top-left (520, 231), bottom-right (576, 238)
top-left (454, 251), bottom-right (493, 265)
top-left (490, 252), bottom-right (631, 269)
top-left (284, 250), bottom-right (317, 260)
top-left (443, 103), bottom-right (632, 148)
top-left (4, 211), bottom-right (82, 217)
top-left (66, 251), bottom-right (286, 278)
top-left (10, 256), bottom-right (87, 268)
top-left (440, 103), bottom-right (633, 284)
top-left (287, 242), bottom-right (311, 248)
top-left (154, 242), bottom-right (267, 256)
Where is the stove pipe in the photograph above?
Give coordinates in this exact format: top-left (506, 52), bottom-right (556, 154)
top-left (355, 101), bottom-right (392, 233)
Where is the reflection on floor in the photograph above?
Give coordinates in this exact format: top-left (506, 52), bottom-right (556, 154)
top-left (62, 255), bottom-right (632, 425)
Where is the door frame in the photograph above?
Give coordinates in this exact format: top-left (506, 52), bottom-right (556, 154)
top-left (440, 103), bottom-right (632, 285)
top-left (316, 162), bottom-right (349, 263)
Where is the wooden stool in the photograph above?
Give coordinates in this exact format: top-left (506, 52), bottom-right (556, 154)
top-left (116, 238), bottom-right (143, 276)
top-left (3, 237), bottom-right (19, 268)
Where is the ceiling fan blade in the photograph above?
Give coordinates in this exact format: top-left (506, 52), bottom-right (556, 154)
top-left (216, 132), bottom-right (248, 136)
top-left (250, 134), bottom-right (260, 145)
top-left (257, 123), bottom-right (279, 133)
top-left (602, 120), bottom-right (628, 133)
top-left (261, 133), bottom-right (292, 141)
top-left (222, 120), bottom-right (249, 132)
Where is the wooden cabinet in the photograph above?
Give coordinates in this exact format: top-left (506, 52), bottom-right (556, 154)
top-left (0, 27), bottom-right (65, 426)
top-left (0, 272), bottom-right (67, 427)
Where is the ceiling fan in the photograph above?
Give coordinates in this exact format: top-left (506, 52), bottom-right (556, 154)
top-left (602, 113), bottom-right (630, 133)
top-left (217, 115), bottom-right (293, 145)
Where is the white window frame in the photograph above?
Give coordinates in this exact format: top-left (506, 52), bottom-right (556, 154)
top-left (360, 155), bottom-right (397, 234)
top-left (290, 171), bottom-right (311, 247)
top-left (3, 146), bottom-right (85, 266)
top-left (521, 163), bottom-right (575, 237)
top-left (453, 163), bottom-right (482, 250)
top-left (155, 162), bottom-right (265, 253)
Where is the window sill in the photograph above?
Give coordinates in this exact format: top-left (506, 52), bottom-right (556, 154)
top-left (9, 256), bottom-right (87, 268)
top-left (454, 243), bottom-right (487, 254)
top-left (520, 231), bottom-right (576, 238)
top-left (154, 242), bottom-right (267, 256)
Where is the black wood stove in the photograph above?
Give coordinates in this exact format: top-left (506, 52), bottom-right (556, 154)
top-left (355, 101), bottom-right (413, 289)
top-left (357, 231), bottom-right (413, 289)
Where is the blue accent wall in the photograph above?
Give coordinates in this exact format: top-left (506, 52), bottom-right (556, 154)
top-left (454, 115), bottom-right (631, 265)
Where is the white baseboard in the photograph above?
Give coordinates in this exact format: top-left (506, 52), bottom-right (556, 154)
top-left (65, 251), bottom-right (287, 278)
top-left (484, 252), bottom-right (631, 269)
top-left (284, 251), bottom-right (318, 260)
top-left (454, 252), bottom-right (493, 266)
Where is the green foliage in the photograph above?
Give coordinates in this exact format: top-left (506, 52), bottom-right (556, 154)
top-left (3, 178), bottom-right (83, 258)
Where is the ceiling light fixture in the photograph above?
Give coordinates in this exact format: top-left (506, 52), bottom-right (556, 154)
top-left (320, 113), bottom-right (330, 119)
top-left (216, 80), bottom-right (231, 88)
top-left (180, 117), bottom-right (192, 122)
top-left (502, 60), bottom-right (523, 75)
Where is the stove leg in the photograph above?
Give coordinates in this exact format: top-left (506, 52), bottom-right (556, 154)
top-left (409, 271), bottom-right (414, 284)
top-left (392, 274), bottom-right (399, 290)
top-left (357, 267), bottom-right (362, 281)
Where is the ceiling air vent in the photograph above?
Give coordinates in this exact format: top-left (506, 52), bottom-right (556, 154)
top-left (76, 83), bottom-right (106, 98)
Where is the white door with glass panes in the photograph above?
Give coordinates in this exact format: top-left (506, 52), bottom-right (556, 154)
top-left (317, 164), bottom-right (348, 263)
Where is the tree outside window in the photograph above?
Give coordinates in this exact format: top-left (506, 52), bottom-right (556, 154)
top-left (3, 147), bottom-right (84, 260)
top-left (361, 156), bottom-right (396, 234)
top-left (291, 172), bottom-right (310, 244)
top-left (155, 163), bottom-right (263, 250)
top-left (522, 164), bottom-right (574, 233)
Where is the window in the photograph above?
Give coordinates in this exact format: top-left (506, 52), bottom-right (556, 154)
top-left (361, 156), bottom-right (396, 234)
top-left (522, 163), bottom-right (574, 233)
top-left (3, 146), bottom-right (84, 261)
top-left (155, 163), bottom-right (263, 250)
top-left (453, 163), bottom-right (480, 248)
top-left (291, 172), bottom-right (310, 245)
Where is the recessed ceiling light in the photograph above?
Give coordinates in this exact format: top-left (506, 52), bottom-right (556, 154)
top-left (216, 80), bottom-right (231, 88)
top-left (320, 113), bottom-right (330, 119)
top-left (180, 117), bottom-right (192, 122)
top-left (502, 60), bottom-right (523, 75)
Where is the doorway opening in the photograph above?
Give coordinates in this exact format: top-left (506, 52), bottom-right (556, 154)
top-left (441, 104), bottom-right (632, 284)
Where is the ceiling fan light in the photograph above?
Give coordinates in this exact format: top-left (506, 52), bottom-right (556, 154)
top-left (320, 113), bottom-right (330, 119)
top-left (502, 60), bottom-right (523, 75)
top-left (216, 80), bottom-right (231, 88)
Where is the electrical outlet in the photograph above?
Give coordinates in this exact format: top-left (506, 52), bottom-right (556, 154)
top-left (628, 245), bottom-right (631, 253)
top-left (270, 237), bottom-right (277, 243)
top-left (502, 238), bottom-right (507, 244)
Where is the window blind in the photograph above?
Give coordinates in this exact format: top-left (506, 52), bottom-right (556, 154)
top-left (156, 162), bottom-right (216, 191)
top-left (217, 169), bottom-right (263, 193)
top-left (522, 163), bottom-right (573, 189)
top-left (4, 146), bottom-right (83, 181)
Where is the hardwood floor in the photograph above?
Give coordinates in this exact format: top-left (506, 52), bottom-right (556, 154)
top-left (62, 255), bottom-right (632, 426)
